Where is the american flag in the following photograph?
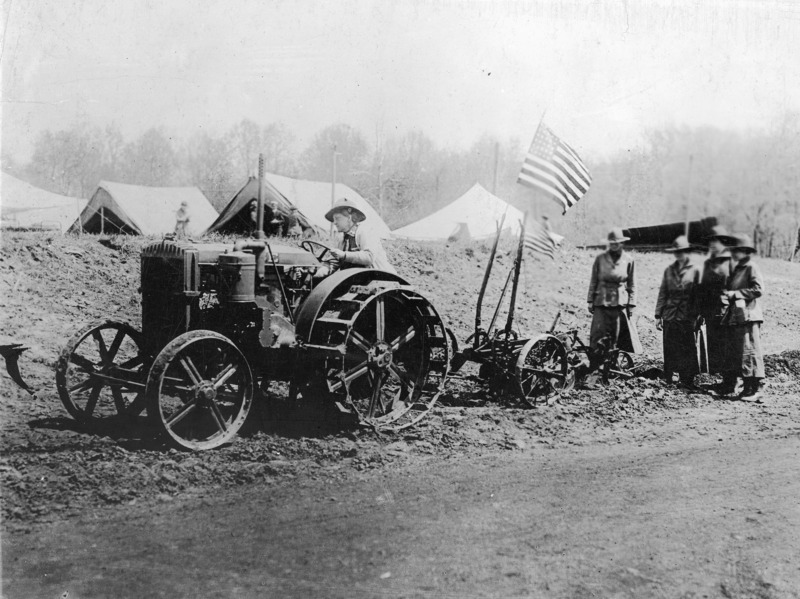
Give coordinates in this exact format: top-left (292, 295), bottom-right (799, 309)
top-left (523, 212), bottom-right (557, 260)
top-left (517, 124), bottom-right (592, 214)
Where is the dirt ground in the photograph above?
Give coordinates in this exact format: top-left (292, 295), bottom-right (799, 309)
top-left (2, 232), bottom-right (800, 598)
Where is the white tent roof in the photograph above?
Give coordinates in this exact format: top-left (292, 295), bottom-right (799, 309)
top-left (392, 183), bottom-right (524, 240)
top-left (72, 181), bottom-right (218, 235)
top-left (0, 172), bottom-right (87, 231)
top-left (263, 172), bottom-right (391, 239)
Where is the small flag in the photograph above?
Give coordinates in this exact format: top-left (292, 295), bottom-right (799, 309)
top-left (523, 213), bottom-right (557, 260)
top-left (517, 123), bottom-right (592, 214)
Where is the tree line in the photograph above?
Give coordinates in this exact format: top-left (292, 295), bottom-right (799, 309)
top-left (4, 113), bottom-right (799, 259)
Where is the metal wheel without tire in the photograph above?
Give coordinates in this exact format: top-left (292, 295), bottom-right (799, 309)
top-left (603, 350), bottom-right (635, 381)
top-left (146, 330), bottom-right (253, 451)
top-left (515, 334), bottom-right (570, 406)
top-left (56, 320), bottom-right (147, 424)
top-left (307, 284), bottom-right (447, 431)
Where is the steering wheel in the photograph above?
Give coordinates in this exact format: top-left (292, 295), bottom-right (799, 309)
top-left (300, 240), bottom-right (337, 263)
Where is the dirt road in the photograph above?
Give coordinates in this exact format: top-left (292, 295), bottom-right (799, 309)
top-left (4, 401), bottom-right (800, 599)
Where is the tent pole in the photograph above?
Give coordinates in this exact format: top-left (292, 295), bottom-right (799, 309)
top-left (331, 144), bottom-right (337, 236)
top-left (100, 206), bottom-right (104, 235)
top-left (256, 154), bottom-right (266, 240)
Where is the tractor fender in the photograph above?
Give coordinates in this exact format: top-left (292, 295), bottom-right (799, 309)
top-left (294, 268), bottom-right (411, 343)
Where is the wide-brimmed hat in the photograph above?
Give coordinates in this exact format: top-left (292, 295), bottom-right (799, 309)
top-left (606, 227), bottom-right (629, 243)
top-left (705, 225), bottom-right (734, 244)
top-left (665, 235), bottom-right (691, 252)
top-left (325, 197), bottom-right (366, 223)
top-left (729, 233), bottom-right (756, 253)
top-left (180, 200), bottom-right (189, 206)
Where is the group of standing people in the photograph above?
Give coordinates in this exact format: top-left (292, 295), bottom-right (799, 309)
top-left (587, 225), bottom-right (765, 402)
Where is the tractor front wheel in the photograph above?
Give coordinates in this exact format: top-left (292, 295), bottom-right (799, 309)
top-left (145, 330), bottom-right (253, 451)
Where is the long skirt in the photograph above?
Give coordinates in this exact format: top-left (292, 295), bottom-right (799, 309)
top-left (730, 322), bottom-right (765, 378)
top-left (663, 320), bottom-right (699, 382)
top-left (705, 321), bottom-right (734, 376)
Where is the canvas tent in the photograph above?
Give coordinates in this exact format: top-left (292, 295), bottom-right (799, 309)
top-left (261, 172), bottom-right (391, 239)
top-left (392, 183), bottom-right (524, 241)
top-left (70, 181), bottom-right (218, 236)
top-left (204, 176), bottom-right (318, 236)
top-left (1, 172), bottom-right (87, 231)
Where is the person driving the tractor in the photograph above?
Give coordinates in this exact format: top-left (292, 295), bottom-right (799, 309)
top-left (317, 197), bottom-right (396, 275)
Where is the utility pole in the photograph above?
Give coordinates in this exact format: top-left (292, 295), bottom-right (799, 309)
top-left (331, 144), bottom-right (338, 236)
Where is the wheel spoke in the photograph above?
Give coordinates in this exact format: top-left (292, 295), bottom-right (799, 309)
top-left (84, 383), bottom-right (103, 417)
top-left (165, 398), bottom-right (198, 428)
top-left (389, 326), bottom-right (416, 352)
top-left (92, 330), bottom-right (109, 362)
top-left (69, 378), bottom-right (95, 394)
top-left (105, 329), bottom-right (127, 363)
top-left (118, 354), bottom-right (145, 370)
top-left (388, 362), bottom-right (415, 390)
top-left (70, 353), bottom-right (96, 372)
top-left (180, 356), bottom-right (203, 385)
top-left (350, 330), bottom-right (372, 354)
top-left (207, 399), bottom-right (228, 433)
top-left (213, 363), bottom-right (238, 389)
top-left (375, 296), bottom-right (386, 342)
top-left (330, 359), bottom-right (370, 392)
top-left (111, 386), bottom-right (127, 414)
top-left (367, 370), bottom-right (386, 418)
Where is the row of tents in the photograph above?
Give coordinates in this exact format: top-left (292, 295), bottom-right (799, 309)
top-left (1, 171), bottom-right (521, 242)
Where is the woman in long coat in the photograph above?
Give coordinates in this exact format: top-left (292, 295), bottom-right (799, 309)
top-left (586, 228), bottom-right (636, 369)
top-left (654, 235), bottom-right (701, 387)
top-left (725, 234), bottom-right (765, 401)
top-left (696, 225), bottom-right (736, 393)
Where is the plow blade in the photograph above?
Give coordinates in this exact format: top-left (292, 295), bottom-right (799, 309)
top-left (0, 344), bottom-right (33, 394)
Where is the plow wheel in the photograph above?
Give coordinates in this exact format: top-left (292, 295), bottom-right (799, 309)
top-left (56, 320), bottom-right (147, 424)
top-left (515, 334), bottom-right (571, 406)
top-left (602, 350), bottom-right (635, 383)
top-left (305, 280), bottom-right (448, 432)
top-left (146, 330), bottom-right (253, 451)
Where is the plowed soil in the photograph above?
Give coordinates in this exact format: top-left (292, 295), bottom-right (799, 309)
top-left (2, 232), bottom-right (800, 598)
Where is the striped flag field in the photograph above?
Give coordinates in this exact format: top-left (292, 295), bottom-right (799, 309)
top-left (517, 124), bottom-right (592, 214)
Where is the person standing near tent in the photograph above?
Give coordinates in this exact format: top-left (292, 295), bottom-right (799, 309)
top-left (724, 233), bottom-right (766, 402)
top-left (174, 200), bottom-right (190, 238)
top-left (586, 228), bottom-right (636, 370)
top-left (654, 235), bottom-right (701, 388)
top-left (283, 206), bottom-right (303, 238)
top-left (317, 197), bottom-right (396, 275)
top-left (697, 225), bottom-right (736, 394)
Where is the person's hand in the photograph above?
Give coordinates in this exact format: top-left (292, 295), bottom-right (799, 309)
top-left (626, 306), bottom-right (634, 318)
top-left (587, 303), bottom-right (594, 315)
top-left (655, 318), bottom-right (663, 331)
top-left (329, 248), bottom-right (346, 260)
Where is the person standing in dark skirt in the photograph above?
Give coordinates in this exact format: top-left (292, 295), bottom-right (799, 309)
top-left (725, 233), bottom-right (766, 401)
top-left (697, 225), bottom-right (736, 394)
top-left (654, 235), bottom-right (701, 388)
top-left (587, 228), bottom-right (636, 369)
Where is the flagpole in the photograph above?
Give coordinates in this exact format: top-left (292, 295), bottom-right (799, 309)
top-left (684, 154), bottom-right (693, 239)
top-left (530, 109), bottom-right (547, 220)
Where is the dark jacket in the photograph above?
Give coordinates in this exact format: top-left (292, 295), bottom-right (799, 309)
top-left (587, 251), bottom-right (636, 308)
top-left (697, 252), bottom-right (732, 321)
top-left (728, 257), bottom-right (764, 323)
top-left (655, 260), bottom-right (700, 323)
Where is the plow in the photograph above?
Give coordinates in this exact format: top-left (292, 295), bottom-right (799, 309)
top-left (449, 214), bottom-right (635, 404)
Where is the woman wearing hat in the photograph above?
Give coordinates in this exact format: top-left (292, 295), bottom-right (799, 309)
top-left (697, 225), bottom-right (736, 393)
top-left (654, 235), bottom-right (701, 388)
top-left (320, 197), bottom-right (396, 274)
top-left (724, 233), bottom-right (765, 401)
top-left (586, 227), bottom-right (636, 369)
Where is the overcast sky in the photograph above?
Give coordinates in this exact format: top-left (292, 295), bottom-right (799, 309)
top-left (2, 0), bottom-right (799, 164)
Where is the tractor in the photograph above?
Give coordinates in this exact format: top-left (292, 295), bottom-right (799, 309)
top-left (55, 178), bottom-right (449, 451)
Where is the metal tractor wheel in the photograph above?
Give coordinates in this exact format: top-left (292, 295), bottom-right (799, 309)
top-left (56, 320), bottom-right (147, 424)
top-left (515, 334), bottom-right (571, 407)
top-left (602, 349), bottom-right (635, 383)
top-left (297, 270), bottom-right (448, 432)
top-left (145, 330), bottom-right (253, 451)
